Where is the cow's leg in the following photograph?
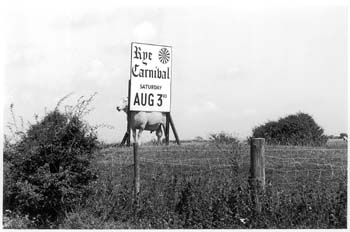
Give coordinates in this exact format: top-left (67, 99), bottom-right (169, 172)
top-left (137, 129), bottom-right (144, 145)
top-left (132, 128), bottom-right (137, 144)
top-left (156, 126), bottom-right (163, 145)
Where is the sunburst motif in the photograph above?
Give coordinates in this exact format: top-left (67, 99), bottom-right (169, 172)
top-left (158, 48), bottom-right (170, 64)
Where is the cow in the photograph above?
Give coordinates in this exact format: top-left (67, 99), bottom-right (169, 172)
top-left (116, 97), bottom-right (166, 145)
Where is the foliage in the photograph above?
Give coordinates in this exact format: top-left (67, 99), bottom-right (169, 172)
top-left (326, 139), bottom-right (348, 149)
top-left (59, 143), bottom-right (346, 229)
top-left (252, 112), bottom-right (327, 146)
top-left (194, 136), bottom-right (204, 141)
top-left (4, 115), bottom-right (346, 229)
top-left (3, 94), bottom-right (98, 228)
top-left (61, 172), bottom-right (346, 229)
top-left (209, 132), bottom-right (240, 145)
top-left (3, 210), bottom-right (36, 229)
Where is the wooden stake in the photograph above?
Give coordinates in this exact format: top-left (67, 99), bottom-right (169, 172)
top-left (133, 143), bottom-right (140, 207)
top-left (250, 138), bottom-right (265, 189)
top-left (249, 138), bottom-right (265, 213)
top-left (127, 80), bottom-right (131, 146)
top-left (169, 114), bottom-right (180, 145)
top-left (165, 113), bottom-right (170, 145)
top-left (119, 131), bottom-right (129, 146)
top-left (119, 80), bottom-right (132, 146)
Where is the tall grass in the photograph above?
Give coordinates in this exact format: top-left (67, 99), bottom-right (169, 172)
top-left (59, 143), bottom-right (347, 229)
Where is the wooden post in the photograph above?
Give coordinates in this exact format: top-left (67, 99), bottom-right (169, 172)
top-left (119, 80), bottom-right (132, 146)
top-left (126, 111), bottom-right (131, 146)
top-left (250, 138), bottom-right (265, 189)
top-left (249, 138), bottom-right (265, 213)
top-left (169, 114), bottom-right (180, 145)
top-left (119, 131), bottom-right (129, 146)
top-left (165, 113), bottom-right (170, 145)
top-left (127, 80), bottom-right (131, 146)
top-left (133, 143), bottom-right (140, 207)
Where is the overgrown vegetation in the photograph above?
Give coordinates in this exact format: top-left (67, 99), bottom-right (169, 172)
top-left (209, 132), bottom-right (240, 145)
top-left (252, 112), bottom-right (327, 146)
top-left (60, 144), bottom-right (346, 229)
top-left (3, 94), bottom-right (98, 228)
top-left (3, 104), bottom-right (346, 228)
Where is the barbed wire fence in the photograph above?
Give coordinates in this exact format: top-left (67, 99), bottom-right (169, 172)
top-left (100, 142), bottom-right (347, 193)
top-left (264, 148), bottom-right (347, 189)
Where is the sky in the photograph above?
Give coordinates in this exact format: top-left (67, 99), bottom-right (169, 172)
top-left (2, 0), bottom-right (348, 143)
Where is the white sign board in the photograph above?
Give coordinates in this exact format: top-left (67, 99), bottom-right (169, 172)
top-left (129, 42), bottom-right (172, 112)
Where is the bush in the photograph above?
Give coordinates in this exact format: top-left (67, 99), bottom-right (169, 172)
top-left (3, 94), bottom-right (98, 228)
top-left (209, 132), bottom-right (240, 145)
top-left (252, 112), bottom-right (327, 146)
top-left (3, 210), bottom-right (36, 229)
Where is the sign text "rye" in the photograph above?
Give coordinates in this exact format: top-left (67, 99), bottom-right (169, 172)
top-left (133, 46), bottom-right (152, 65)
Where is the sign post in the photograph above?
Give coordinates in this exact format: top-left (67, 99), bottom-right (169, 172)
top-left (120, 42), bottom-right (180, 146)
top-left (129, 42), bottom-right (172, 112)
top-left (119, 42), bottom-right (181, 212)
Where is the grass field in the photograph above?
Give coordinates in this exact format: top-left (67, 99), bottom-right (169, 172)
top-left (58, 141), bottom-right (347, 229)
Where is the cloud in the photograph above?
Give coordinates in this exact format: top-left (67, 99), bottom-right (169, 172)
top-left (84, 59), bottom-right (120, 87)
top-left (69, 13), bottom-right (101, 29)
top-left (222, 66), bottom-right (245, 80)
top-left (205, 101), bottom-right (218, 111)
top-left (86, 59), bottom-right (105, 79)
top-left (184, 100), bottom-right (218, 116)
top-left (133, 21), bottom-right (157, 41)
top-left (242, 108), bottom-right (257, 116)
top-left (52, 10), bottom-right (119, 30)
top-left (6, 47), bottom-right (45, 67)
top-left (227, 67), bottom-right (240, 75)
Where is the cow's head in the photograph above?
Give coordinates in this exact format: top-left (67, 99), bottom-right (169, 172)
top-left (116, 97), bottom-right (128, 112)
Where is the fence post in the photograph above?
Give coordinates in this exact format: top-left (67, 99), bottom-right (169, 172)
top-left (126, 80), bottom-right (131, 146)
top-left (133, 143), bottom-right (140, 209)
top-left (249, 138), bottom-right (265, 212)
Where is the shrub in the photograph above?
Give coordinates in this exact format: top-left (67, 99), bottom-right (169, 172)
top-left (252, 112), bottom-right (327, 146)
top-left (3, 94), bottom-right (98, 228)
top-left (209, 132), bottom-right (240, 145)
top-left (3, 210), bottom-right (36, 229)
